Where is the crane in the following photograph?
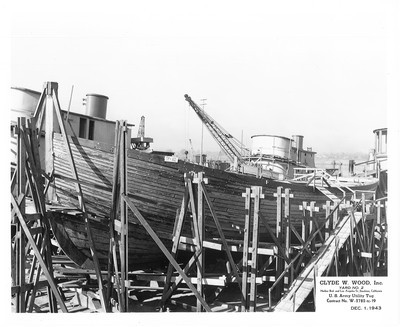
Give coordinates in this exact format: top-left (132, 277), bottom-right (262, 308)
top-left (184, 94), bottom-right (250, 165)
top-left (131, 116), bottom-right (153, 150)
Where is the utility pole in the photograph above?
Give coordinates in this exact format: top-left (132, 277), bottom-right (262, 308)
top-left (200, 98), bottom-right (207, 165)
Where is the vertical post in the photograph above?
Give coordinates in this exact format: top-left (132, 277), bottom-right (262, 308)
top-left (301, 201), bottom-right (309, 242)
top-left (284, 188), bottom-right (291, 285)
top-left (310, 201), bottom-right (316, 252)
top-left (313, 265), bottom-right (318, 311)
top-left (44, 82), bottom-right (56, 202)
top-left (362, 193), bottom-right (366, 217)
top-left (333, 200), bottom-right (339, 228)
top-left (16, 117), bottom-right (26, 313)
top-left (324, 201), bottom-right (331, 240)
top-left (106, 122), bottom-right (121, 310)
top-left (274, 187), bottom-right (284, 298)
top-left (349, 208), bottom-right (354, 276)
top-left (119, 121), bottom-right (129, 311)
top-left (334, 238), bottom-right (339, 276)
top-left (377, 200), bottom-right (381, 225)
top-left (196, 172), bottom-right (205, 312)
top-left (249, 186), bottom-right (261, 312)
top-left (241, 188), bottom-right (251, 312)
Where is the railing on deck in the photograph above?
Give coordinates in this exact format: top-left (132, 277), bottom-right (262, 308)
top-left (292, 168), bottom-right (356, 200)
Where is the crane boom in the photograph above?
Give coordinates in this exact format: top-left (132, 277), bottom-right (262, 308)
top-left (137, 116), bottom-right (146, 137)
top-left (184, 94), bottom-right (250, 164)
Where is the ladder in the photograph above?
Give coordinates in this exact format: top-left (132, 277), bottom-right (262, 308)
top-left (316, 186), bottom-right (340, 202)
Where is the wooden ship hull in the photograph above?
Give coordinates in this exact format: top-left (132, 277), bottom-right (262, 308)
top-left (50, 133), bottom-right (378, 271)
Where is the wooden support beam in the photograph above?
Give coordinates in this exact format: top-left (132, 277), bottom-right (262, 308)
top-left (44, 82), bottom-right (55, 202)
top-left (333, 200), bottom-right (339, 228)
top-left (323, 201), bottom-right (334, 240)
top-left (16, 118), bottom-right (26, 313)
top-left (241, 188), bottom-right (251, 312)
top-left (106, 122), bottom-right (122, 308)
top-left (119, 121), bottom-right (129, 309)
top-left (301, 201), bottom-right (309, 242)
top-left (32, 88), bottom-right (46, 132)
top-left (249, 186), bottom-right (262, 312)
top-left (274, 186), bottom-right (284, 298)
top-left (349, 209), bottom-right (355, 276)
top-left (51, 89), bottom-right (108, 312)
top-left (309, 202), bottom-right (316, 252)
top-left (177, 237), bottom-right (276, 255)
top-left (283, 188), bottom-right (292, 284)
top-left (195, 172), bottom-right (205, 312)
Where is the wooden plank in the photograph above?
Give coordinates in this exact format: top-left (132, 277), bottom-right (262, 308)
top-left (106, 122), bottom-right (121, 308)
top-left (241, 188), bottom-right (251, 311)
top-left (119, 121), bottom-right (129, 311)
top-left (196, 173), bottom-right (205, 312)
top-left (16, 118), bottom-right (26, 313)
top-left (284, 188), bottom-right (292, 285)
top-left (32, 88), bottom-right (46, 131)
top-left (274, 186), bottom-right (284, 298)
top-left (177, 239), bottom-right (275, 255)
top-left (45, 83), bottom-right (55, 201)
top-left (249, 186), bottom-right (261, 312)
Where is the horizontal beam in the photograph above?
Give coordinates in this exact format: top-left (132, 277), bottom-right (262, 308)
top-left (177, 236), bottom-right (276, 256)
top-left (128, 277), bottom-right (226, 287)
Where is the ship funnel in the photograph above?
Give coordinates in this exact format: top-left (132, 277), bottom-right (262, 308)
top-left (84, 93), bottom-right (108, 119)
top-left (292, 135), bottom-right (304, 151)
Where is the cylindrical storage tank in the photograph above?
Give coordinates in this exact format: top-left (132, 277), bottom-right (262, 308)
top-left (251, 135), bottom-right (291, 159)
top-left (11, 87), bottom-right (41, 121)
top-left (85, 93), bottom-right (109, 119)
top-left (292, 135), bottom-right (304, 151)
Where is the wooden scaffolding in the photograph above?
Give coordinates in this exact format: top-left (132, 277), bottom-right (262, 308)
top-left (11, 82), bottom-right (109, 312)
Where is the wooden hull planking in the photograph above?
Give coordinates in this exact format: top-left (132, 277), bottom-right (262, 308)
top-left (51, 133), bottom-right (378, 270)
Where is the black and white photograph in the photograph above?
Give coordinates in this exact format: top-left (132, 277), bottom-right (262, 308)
top-left (3, 0), bottom-right (400, 326)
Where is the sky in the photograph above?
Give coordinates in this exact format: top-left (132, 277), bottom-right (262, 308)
top-left (7, 0), bottom-right (397, 156)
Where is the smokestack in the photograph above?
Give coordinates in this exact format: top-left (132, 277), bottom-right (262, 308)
top-left (84, 93), bottom-right (108, 119)
top-left (292, 135), bottom-right (304, 151)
